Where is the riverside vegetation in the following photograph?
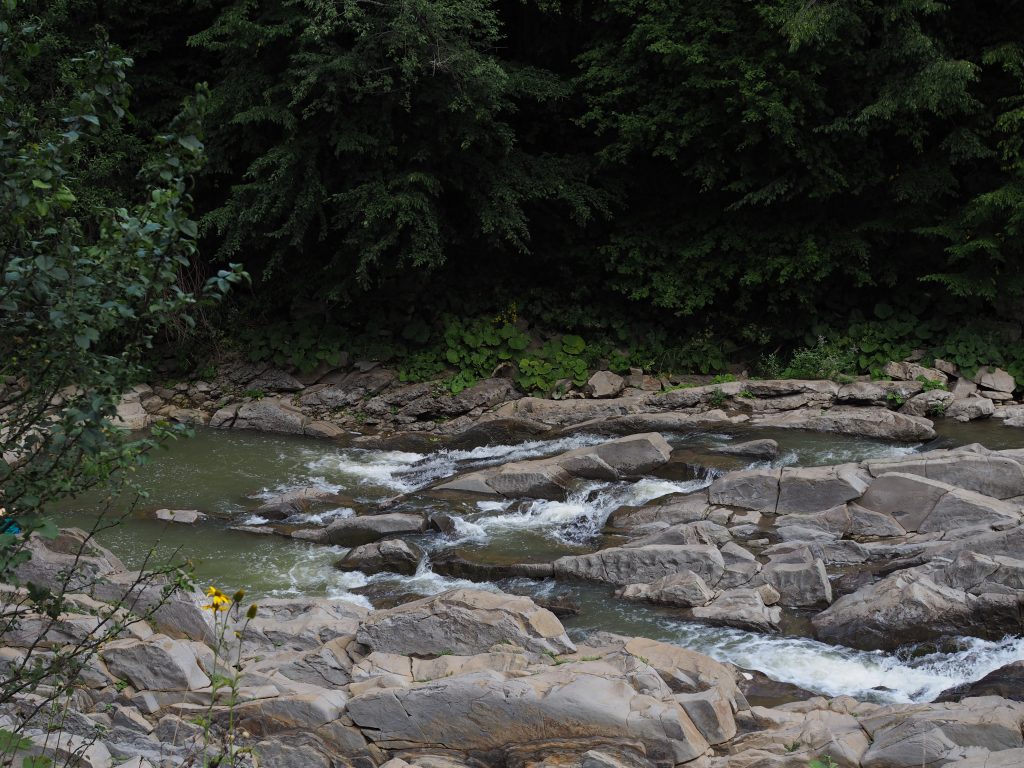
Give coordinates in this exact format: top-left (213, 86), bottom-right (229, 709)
top-left (4, 0), bottom-right (1024, 767)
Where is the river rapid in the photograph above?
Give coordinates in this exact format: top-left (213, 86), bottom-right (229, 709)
top-left (58, 422), bottom-right (1024, 705)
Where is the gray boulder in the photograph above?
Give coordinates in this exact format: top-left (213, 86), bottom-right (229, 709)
top-left (617, 571), bottom-right (715, 607)
top-left (355, 589), bottom-right (575, 656)
top-left (100, 635), bottom-right (210, 691)
top-left (777, 464), bottom-right (868, 514)
top-left (323, 512), bottom-right (427, 546)
top-left (709, 470), bottom-right (781, 511)
top-left (974, 366), bottom-right (1016, 393)
top-left (948, 395), bottom-right (995, 422)
top-left (586, 370), bottom-right (626, 398)
top-left (751, 406), bottom-right (935, 440)
top-left (865, 451), bottom-right (1024, 499)
top-left (762, 554), bottom-right (832, 608)
top-left (712, 439), bottom-right (780, 459)
top-left (554, 544), bottom-right (725, 587)
top-left (691, 588), bottom-right (782, 633)
top-left (336, 539), bottom-right (423, 576)
top-left (347, 659), bottom-right (710, 765)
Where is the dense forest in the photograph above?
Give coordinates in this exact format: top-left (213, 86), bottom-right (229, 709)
top-left (7, 0), bottom-right (1024, 385)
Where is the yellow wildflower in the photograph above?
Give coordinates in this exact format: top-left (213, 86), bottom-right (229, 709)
top-left (203, 586), bottom-right (231, 612)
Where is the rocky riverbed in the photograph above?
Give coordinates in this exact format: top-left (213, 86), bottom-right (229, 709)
top-left (8, 358), bottom-right (1024, 767)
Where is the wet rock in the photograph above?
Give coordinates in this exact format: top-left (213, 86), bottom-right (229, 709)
top-left (554, 544), bottom-right (725, 587)
top-left (14, 528), bottom-right (125, 593)
top-left (486, 462), bottom-right (577, 500)
top-left (674, 686), bottom-right (737, 745)
top-left (444, 418), bottom-right (552, 450)
top-left (429, 552), bottom-right (555, 581)
top-left (690, 588), bottom-right (782, 633)
top-left (713, 439), bottom-right (780, 459)
top-left (323, 512), bottom-right (428, 546)
top-left (735, 669), bottom-right (816, 708)
top-left (229, 397), bottom-right (309, 434)
top-left (586, 371), bottom-right (626, 399)
top-left (812, 568), bottom-right (1024, 650)
top-left (937, 661), bottom-right (1024, 702)
top-left (623, 520), bottom-right (731, 548)
top-left (336, 539), bottom-right (424, 576)
top-left (356, 588), bottom-right (575, 656)
top-left (617, 570), bottom-right (716, 607)
top-left (154, 508), bottom-right (205, 524)
top-left (606, 492), bottom-right (711, 532)
top-left (100, 635), bottom-right (210, 691)
top-left (948, 395), bottom-right (995, 422)
top-left (752, 406), bottom-right (935, 441)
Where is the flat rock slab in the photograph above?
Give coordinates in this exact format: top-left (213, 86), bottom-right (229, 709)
top-left (356, 588), bottom-right (575, 656)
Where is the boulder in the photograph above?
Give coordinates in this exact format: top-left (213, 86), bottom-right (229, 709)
top-left (709, 470), bottom-right (781, 511)
top-left (857, 472), bottom-right (1020, 533)
top-left (691, 588), bottom-right (782, 633)
top-left (606, 492), bottom-right (711, 532)
top-left (336, 539), bottom-right (423, 576)
top-left (554, 544), bottom-right (725, 587)
top-left (712, 439), bottom-right (780, 460)
top-left (811, 569), bottom-right (1023, 650)
top-left (586, 371), bottom-right (626, 399)
top-left (346, 659), bottom-right (710, 765)
top-left (974, 366), bottom-right (1016, 393)
top-left (900, 389), bottom-right (954, 417)
top-left (948, 395), bottom-right (995, 422)
top-left (674, 687), bottom-right (737, 745)
top-left (859, 697), bottom-right (1024, 768)
top-left (100, 635), bottom-right (210, 691)
top-left (777, 464), bottom-right (868, 514)
top-left (486, 462), bottom-right (577, 500)
top-left (882, 361), bottom-right (948, 383)
top-left (751, 406), bottom-right (935, 441)
top-left (762, 555), bottom-right (832, 608)
top-left (617, 571), bottom-right (716, 607)
top-left (837, 380), bottom-right (924, 405)
top-left (230, 397), bottom-right (309, 434)
top-left (865, 451), bottom-right (1024, 499)
top-left (15, 528), bottom-right (125, 593)
top-left (154, 509), bottom-right (205, 524)
top-left (355, 589), bottom-right (576, 656)
top-left (323, 513), bottom-right (427, 546)
top-left (937, 661), bottom-right (1024, 702)
top-left (242, 597), bottom-right (367, 651)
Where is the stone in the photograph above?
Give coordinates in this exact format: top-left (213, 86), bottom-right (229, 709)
top-left (23, 731), bottom-right (113, 768)
top-left (713, 439), bottom-right (780, 459)
top-left (952, 377), bottom-right (980, 398)
top-left (751, 406), bottom-right (935, 441)
top-left (114, 399), bottom-right (150, 430)
top-left (900, 389), bottom-right (955, 417)
top-left (866, 451), bottom-right (1024, 499)
top-left (323, 513), bottom-right (427, 546)
top-left (762, 555), bottom-right (832, 607)
top-left (882, 361), bottom-right (948, 383)
top-left (948, 395), bottom-right (995, 422)
top-left (857, 471), bottom-right (1020, 533)
top-left (242, 597), bottom-right (367, 651)
top-left (811, 569), bottom-right (1023, 650)
top-left (777, 464), bottom-right (868, 514)
top-left (100, 635), bottom-right (210, 691)
top-left (837, 380), bottom-right (924, 405)
top-left (691, 589), bottom-right (782, 633)
top-left (347, 659), bottom-right (710, 765)
top-left (606, 492), bottom-right (711, 532)
top-left (554, 544), bottom-right (725, 587)
top-left (709, 470), bottom-right (781, 511)
top-left (486, 462), bottom-right (577, 500)
top-left (356, 588), bottom-right (576, 656)
top-left (617, 570), bottom-right (716, 607)
top-left (230, 397), bottom-right (309, 434)
top-left (674, 687), bottom-right (737, 745)
top-left (858, 697), bottom-right (1024, 768)
top-left (586, 371), bottom-right (626, 399)
top-left (15, 528), bottom-right (125, 593)
top-left (937, 661), bottom-right (1024, 702)
top-left (974, 366), bottom-right (1016, 393)
top-left (153, 508), bottom-right (205, 524)
top-left (336, 539), bottom-right (423, 576)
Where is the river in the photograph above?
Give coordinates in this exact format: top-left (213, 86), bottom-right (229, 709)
top-left (56, 420), bottom-right (1024, 705)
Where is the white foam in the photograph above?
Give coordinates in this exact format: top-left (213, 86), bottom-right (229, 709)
top-left (661, 621), bottom-right (1024, 703)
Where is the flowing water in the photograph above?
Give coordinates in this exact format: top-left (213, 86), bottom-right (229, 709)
top-left (54, 420), bottom-right (1024, 705)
